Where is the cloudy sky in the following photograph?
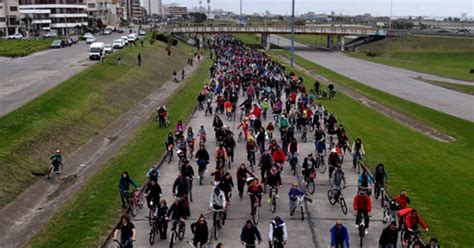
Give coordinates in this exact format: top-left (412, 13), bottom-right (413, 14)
top-left (163, 0), bottom-right (473, 17)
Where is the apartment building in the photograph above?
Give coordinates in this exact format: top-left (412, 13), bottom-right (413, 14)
top-left (0, 0), bottom-right (21, 36)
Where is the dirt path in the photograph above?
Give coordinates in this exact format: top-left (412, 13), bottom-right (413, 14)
top-left (0, 58), bottom-right (204, 248)
top-left (276, 55), bottom-right (455, 142)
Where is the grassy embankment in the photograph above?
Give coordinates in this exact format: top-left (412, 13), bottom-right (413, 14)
top-left (280, 34), bottom-right (353, 47)
top-left (237, 34), bottom-right (473, 246)
top-left (349, 35), bottom-right (474, 81)
top-left (0, 38), bottom-right (58, 57)
top-left (270, 51), bottom-right (474, 247)
top-left (415, 78), bottom-right (474, 95)
top-left (0, 39), bottom-right (194, 207)
top-left (27, 57), bottom-right (212, 248)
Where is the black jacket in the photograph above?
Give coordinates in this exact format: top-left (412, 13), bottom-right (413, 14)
top-left (240, 225), bottom-right (262, 244)
top-left (379, 226), bottom-right (398, 247)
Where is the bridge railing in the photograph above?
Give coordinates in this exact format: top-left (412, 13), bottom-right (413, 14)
top-left (162, 25), bottom-right (386, 36)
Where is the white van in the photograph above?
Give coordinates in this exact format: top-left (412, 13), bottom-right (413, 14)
top-left (88, 42), bottom-right (105, 60)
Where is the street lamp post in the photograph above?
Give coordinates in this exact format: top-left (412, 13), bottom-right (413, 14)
top-left (389, 0), bottom-right (393, 30)
top-left (240, 0), bottom-right (243, 25)
top-left (290, 0), bottom-right (295, 68)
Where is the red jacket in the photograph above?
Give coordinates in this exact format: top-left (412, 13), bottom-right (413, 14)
top-left (393, 195), bottom-right (410, 209)
top-left (353, 194), bottom-right (372, 212)
top-left (404, 213), bottom-right (428, 231)
top-left (272, 150), bottom-right (286, 163)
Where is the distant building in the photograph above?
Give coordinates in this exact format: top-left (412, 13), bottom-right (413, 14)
top-left (0, 0), bottom-right (21, 36)
top-left (19, 0), bottom-right (88, 35)
top-left (163, 5), bottom-right (186, 17)
top-left (143, 0), bottom-right (161, 16)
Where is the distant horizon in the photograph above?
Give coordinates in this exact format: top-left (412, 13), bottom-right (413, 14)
top-left (162, 0), bottom-right (473, 18)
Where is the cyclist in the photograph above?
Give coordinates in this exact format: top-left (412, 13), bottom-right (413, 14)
top-left (266, 166), bottom-right (282, 203)
top-left (272, 146), bottom-right (286, 168)
top-left (175, 120), bottom-right (185, 139)
top-left (223, 132), bottom-right (236, 163)
top-left (119, 171), bottom-right (138, 208)
top-left (288, 183), bottom-right (305, 216)
top-left (314, 127), bottom-right (326, 154)
top-left (156, 105), bottom-right (168, 127)
top-left (218, 172), bottom-right (234, 204)
top-left (256, 127), bottom-right (266, 154)
top-left (156, 199), bottom-right (168, 240)
top-left (190, 214), bottom-right (209, 247)
top-left (215, 143), bottom-right (228, 168)
top-left (176, 134), bottom-right (187, 158)
top-left (259, 149), bottom-right (273, 182)
top-left (237, 117), bottom-right (250, 141)
top-left (393, 190), bottom-right (411, 210)
top-left (302, 153), bottom-right (317, 184)
top-left (329, 220), bottom-right (349, 248)
top-left (374, 163), bottom-right (389, 195)
top-left (146, 163), bottom-right (160, 183)
top-left (186, 127), bottom-right (195, 157)
top-left (198, 125), bottom-right (207, 145)
top-left (113, 214), bottom-right (136, 248)
top-left (358, 170), bottom-right (374, 195)
top-left (328, 149), bottom-right (341, 179)
top-left (144, 178), bottom-right (162, 209)
top-left (379, 221), bottom-right (398, 248)
top-left (353, 189), bottom-right (372, 234)
top-left (351, 138), bottom-right (365, 169)
top-left (181, 161), bottom-right (195, 179)
top-left (49, 149), bottom-right (63, 174)
top-left (268, 216), bottom-right (288, 247)
top-left (167, 197), bottom-right (190, 235)
top-left (172, 173), bottom-right (189, 199)
top-left (241, 220), bottom-right (262, 247)
top-left (403, 209), bottom-right (428, 245)
top-left (330, 166), bottom-right (346, 202)
top-left (237, 163), bottom-right (255, 199)
top-left (165, 132), bottom-right (174, 154)
top-left (248, 178), bottom-right (263, 214)
top-left (210, 187), bottom-right (227, 225)
top-left (211, 166), bottom-right (224, 186)
top-left (288, 137), bottom-right (299, 166)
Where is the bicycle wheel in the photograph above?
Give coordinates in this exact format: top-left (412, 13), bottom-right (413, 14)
top-left (300, 206), bottom-right (305, 220)
top-left (130, 201), bottom-right (137, 217)
top-left (47, 166), bottom-right (54, 179)
top-left (178, 225), bottom-right (185, 240)
top-left (380, 190), bottom-right (385, 208)
top-left (271, 195), bottom-right (277, 213)
top-left (253, 206), bottom-right (259, 224)
top-left (327, 190), bottom-right (336, 205)
top-left (319, 160), bottom-right (326, 174)
top-left (307, 181), bottom-right (315, 195)
top-left (400, 229), bottom-right (406, 246)
top-left (57, 163), bottom-right (63, 174)
top-left (149, 230), bottom-right (155, 245)
top-left (148, 209), bottom-right (153, 226)
top-left (383, 208), bottom-right (390, 224)
top-left (167, 152), bottom-right (172, 163)
top-left (374, 187), bottom-right (380, 199)
top-left (340, 198), bottom-right (348, 215)
top-left (169, 231), bottom-right (176, 248)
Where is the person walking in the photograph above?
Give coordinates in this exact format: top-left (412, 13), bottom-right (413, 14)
top-left (137, 53), bottom-right (142, 66)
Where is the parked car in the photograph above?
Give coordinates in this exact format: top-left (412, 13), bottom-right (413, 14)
top-left (44, 31), bottom-right (58, 38)
top-left (438, 29), bottom-right (450, 33)
top-left (8, 33), bottom-right (23, 39)
top-left (88, 42), bottom-right (105, 60)
top-left (138, 30), bottom-right (146, 36)
top-left (86, 36), bottom-right (96, 44)
top-left (83, 32), bottom-right (94, 40)
top-left (457, 29), bottom-right (471, 34)
top-left (51, 40), bottom-right (63, 48)
top-left (69, 36), bottom-right (79, 44)
top-left (113, 39), bottom-right (125, 49)
top-left (117, 29), bottom-right (124, 33)
top-left (121, 36), bottom-right (129, 45)
top-left (127, 34), bottom-right (138, 43)
top-left (104, 43), bottom-right (113, 54)
top-left (103, 29), bottom-right (112, 35)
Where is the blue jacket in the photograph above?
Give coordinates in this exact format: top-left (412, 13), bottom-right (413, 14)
top-left (119, 177), bottom-right (138, 191)
top-left (330, 224), bottom-right (350, 248)
top-left (288, 188), bottom-right (305, 201)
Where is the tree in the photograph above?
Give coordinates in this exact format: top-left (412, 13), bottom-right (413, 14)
top-left (189, 12), bottom-right (207, 23)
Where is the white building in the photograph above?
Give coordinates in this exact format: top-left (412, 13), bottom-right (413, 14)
top-left (0, 0), bottom-right (21, 36)
top-left (142, 0), bottom-right (160, 16)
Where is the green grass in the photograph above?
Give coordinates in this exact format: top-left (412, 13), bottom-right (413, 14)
top-left (415, 78), bottom-right (474, 95)
top-left (267, 50), bottom-right (474, 246)
top-left (0, 38), bottom-right (58, 57)
top-left (26, 57), bottom-right (212, 248)
top-left (349, 35), bottom-right (474, 81)
top-left (0, 40), bottom-right (194, 207)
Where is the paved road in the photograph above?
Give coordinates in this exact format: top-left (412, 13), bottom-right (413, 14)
top-left (0, 33), bottom-right (125, 118)
top-left (108, 97), bottom-right (386, 248)
top-left (270, 35), bottom-right (474, 122)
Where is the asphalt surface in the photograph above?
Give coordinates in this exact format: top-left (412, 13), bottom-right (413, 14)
top-left (0, 33), bottom-right (125, 118)
top-left (270, 35), bottom-right (474, 122)
top-left (108, 97), bottom-right (387, 248)
top-left (0, 58), bottom-right (202, 248)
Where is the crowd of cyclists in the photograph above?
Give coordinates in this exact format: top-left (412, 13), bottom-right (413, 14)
top-left (110, 35), bottom-right (440, 248)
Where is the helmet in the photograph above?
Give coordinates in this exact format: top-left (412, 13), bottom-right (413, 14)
top-left (56, 149), bottom-right (61, 154)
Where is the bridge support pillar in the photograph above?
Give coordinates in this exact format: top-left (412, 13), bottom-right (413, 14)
top-left (327, 35), bottom-right (335, 49)
top-left (260, 33), bottom-right (270, 50)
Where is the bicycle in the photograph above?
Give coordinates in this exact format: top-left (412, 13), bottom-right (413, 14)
top-left (401, 230), bottom-right (426, 248)
top-left (177, 149), bottom-right (186, 170)
top-left (374, 182), bottom-right (387, 208)
top-left (269, 186), bottom-right (278, 213)
top-left (226, 147), bottom-right (233, 169)
top-left (358, 212), bottom-right (366, 247)
top-left (211, 208), bottom-right (225, 240)
top-left (300, 125), bottom-right (307, 142)
top-left (47, 160), bottom-right (63, 179)
top-left (187, 177), bottom-right (193, 202)
top-left (289, 154), bottom-right (297, 176)
top-left (316, 152), bottom-right (326, 174)
top-left (242, 241), bottom-right (261, 247)
top-left (354, 153), bottom-right (363, 174)
top-left (188, 140), bottom-right (195, 160)
top-left (128, 189), bottom-right (143, 217)
top-left (290, 195), bottom-right (312, 220)
top-left (247, 150), bottom-right (256, 172)
top-left (327, 187), bottom-right (348, 215)
top-left (269, 238), bottom-right (285, 248)
top-left (114, 239), bottom-right (134, 248)
top-left (148, 215), bottom-right (166, 245)
top-left (186, 240), bottom-right (209, 248)
top-left (147, 199), bottom-right (157, 226)
top-left (169, 218), bottom-right (186, 248)
top-left (304, 172), bottom-right (316, 195)
top-left (249, 193), bottom-right (260, 224)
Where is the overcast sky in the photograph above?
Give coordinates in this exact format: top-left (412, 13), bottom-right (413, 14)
top-left (163, 0), bottom-right (473, 17)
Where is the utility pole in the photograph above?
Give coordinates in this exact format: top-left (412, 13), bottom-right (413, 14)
top-left (240, 0), bottom-right (242, 25)
top-left (389, 0), bottom-right (393, 30)
top-left (290, 0), bottom-right (295, 68)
